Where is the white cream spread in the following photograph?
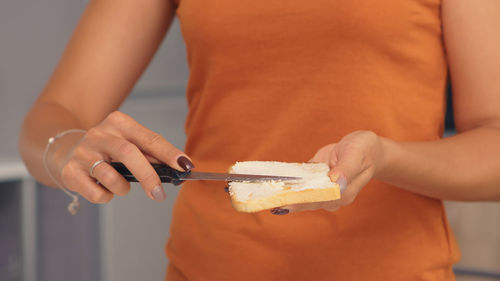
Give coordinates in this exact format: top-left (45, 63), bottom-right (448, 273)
top-left (229, 161), bottom-right (335, 201)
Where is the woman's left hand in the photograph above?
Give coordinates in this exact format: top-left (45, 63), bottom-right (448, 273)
top-left (274, 131), bottom-right (386, 214)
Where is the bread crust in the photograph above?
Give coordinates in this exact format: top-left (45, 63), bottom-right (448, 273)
top-left (230, 184), bottom-right (340, 213)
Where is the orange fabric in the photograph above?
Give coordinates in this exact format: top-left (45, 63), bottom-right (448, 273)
top-left (166, 0), bottom-right (460, 280)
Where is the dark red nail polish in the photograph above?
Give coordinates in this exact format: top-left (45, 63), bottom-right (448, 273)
top-left (177, 156), bottom-right (195, 171)
top-left (271, 208), bottom-right (289, 215)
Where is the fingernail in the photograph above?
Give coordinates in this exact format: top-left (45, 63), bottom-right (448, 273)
top-left (336, 176), bottom-right (347, 193)
top-left (224, 186), bottom-right (229, 193)
top-left (151, 185), bottom-right (166, 202)
top-left (270, 208), bottom-right (289, 215)
top-left (177, 156), bottom-right (195, 171)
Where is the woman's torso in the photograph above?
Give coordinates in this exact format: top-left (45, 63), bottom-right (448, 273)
top-left (166, 0), bottom-right (460, 280)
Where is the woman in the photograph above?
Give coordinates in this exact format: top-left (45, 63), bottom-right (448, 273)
top-left (19, 0), bottom-right (500, 280)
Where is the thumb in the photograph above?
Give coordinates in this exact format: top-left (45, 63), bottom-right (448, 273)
top-left (328, 157), bottom-right (358, 194)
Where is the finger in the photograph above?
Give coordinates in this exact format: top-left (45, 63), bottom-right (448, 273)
top-left (70, 141), bottom-right (131, 197)
top-left (93, 134), bottom-right (165, 201)
top-left (291, 200), bottom-right (341, 212)
top-left (281, 203), bottom-right (316, 213)
top-left (143, 153), bottom-right (162, 164)
top-left (130, 131), bottom-right (194, 172)
top-left (336, 167), bottom-right (373, 206)
top-left (92, 161), bottom-right (131, 196)
top-left (328, 153), bottom-right (361, 193)
top-left (280, 200), bottom-right (341, 213)
top-left (103, 112), bottom-right (194, 171)
top-left (66, 169), bottom-right (114, 204)
top-left (330, 154), bottom-right (375, 196)
top-left (322, 205), bottom-right (341, 212)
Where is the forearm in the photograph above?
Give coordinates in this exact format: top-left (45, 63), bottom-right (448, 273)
top-left (19, 0), bottom-right (176, 187)
top-left (19, 101), bottom-right (86, 187)
top-left (378, 126), bottom-right (500, 201)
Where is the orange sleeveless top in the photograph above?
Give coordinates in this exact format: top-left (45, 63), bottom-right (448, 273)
top-left (166, 0), bottom-right (460, 280)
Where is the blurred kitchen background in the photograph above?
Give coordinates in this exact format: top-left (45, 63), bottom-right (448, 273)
top-left (0, 1), bottom-right (499, 281)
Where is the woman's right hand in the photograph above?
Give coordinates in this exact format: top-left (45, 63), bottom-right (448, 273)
top-left (52, 111), bottom-right (194, 203)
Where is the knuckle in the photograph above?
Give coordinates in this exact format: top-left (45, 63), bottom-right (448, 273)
top-left (117, 141), bottom-right (137, 155)
top-left (88, 189), bottom-right (111, 204)
top-left (60, 162), bottom-right (77, 182)
top-left (365, 130), bottom-right (376, 136)
top-left (140, 171), bottom-right (159, 186)
top-left (85, 127), bottom-right (102, 140)
top-left (100, 170), bottom-right (119, 185)
top-left (358, 130), bottom-right (376, 139)
top-left (100, 194), bottom-right (113, 203)
top-left (87, 190), bottom-right (101, 203)
top-left (87, 196), bottom-right (100, 204)
top-left (107, 111), bottom-right (129, 125)
top-left (146, 133), bottom-right (163, 147)
top-left (72, 145), bottom-right (88, 160)
top-left (115, 183), bottom-right (131, 196)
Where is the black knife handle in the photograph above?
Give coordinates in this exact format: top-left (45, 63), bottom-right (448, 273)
top-left (110, 162), bottom-right (190, 185)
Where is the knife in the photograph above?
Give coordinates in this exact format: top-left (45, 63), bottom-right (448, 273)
top-left (110, 162), bottom-right (301, 185)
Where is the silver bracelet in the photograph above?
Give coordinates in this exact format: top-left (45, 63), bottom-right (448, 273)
top-left (42, 129), bottom-right (87, 215)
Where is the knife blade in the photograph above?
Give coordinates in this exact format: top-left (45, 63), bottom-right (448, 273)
top-left (180, 171), bottom-right (301, 182)
top-left (110, 162), bottom-right (301, 185)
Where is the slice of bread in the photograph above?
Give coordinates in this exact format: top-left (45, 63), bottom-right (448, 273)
top-left (228, 161), bottom-right (341, 213)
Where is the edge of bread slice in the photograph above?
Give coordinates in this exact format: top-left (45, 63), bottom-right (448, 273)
top-left (228, 161), bottom-right (341, 213)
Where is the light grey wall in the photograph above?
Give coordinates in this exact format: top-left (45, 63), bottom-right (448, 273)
top-left (0, 0), bottom-right (85, 158)
top-left (0, 0), bottom-right (189, 159)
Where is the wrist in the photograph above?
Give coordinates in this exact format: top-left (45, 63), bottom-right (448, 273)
top-left (44, 129), bottom-right (86, 186)
top-left (42, 129), bottom-right (86, 215)
top-left (373, 136), bottom-right (398, 181)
